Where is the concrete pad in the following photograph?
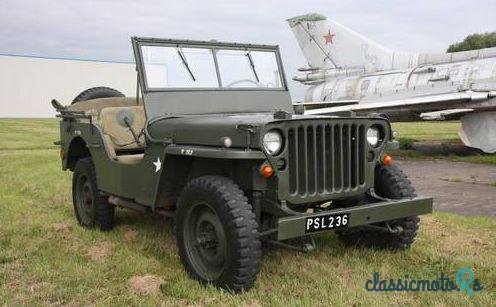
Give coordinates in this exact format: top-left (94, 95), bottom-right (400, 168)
top-left (397, 160), bottom-right (496, 217)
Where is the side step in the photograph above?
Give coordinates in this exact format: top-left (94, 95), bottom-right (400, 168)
top-left (107, 196), bottom-right (175, 218)
top-left (108, 195), bottom-right (147, 213)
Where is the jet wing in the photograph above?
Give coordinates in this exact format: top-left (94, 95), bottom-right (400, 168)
top-left (420, 109), bottom-right (474, 120)
top-left (293, 100), bottom-right (358, 110)
top-left (302, 91), bottom-right (495, 121)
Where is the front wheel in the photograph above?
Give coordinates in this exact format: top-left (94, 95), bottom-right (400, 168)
top-left (175, 176), bottom-right (261, 292)
top-left (337, 163), bottom-right (420, 250)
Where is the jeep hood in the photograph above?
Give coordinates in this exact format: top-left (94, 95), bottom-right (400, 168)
top-left (147, 113), bottom-right (278, 149)
top-left (147, 113), bottom-right (344, 149)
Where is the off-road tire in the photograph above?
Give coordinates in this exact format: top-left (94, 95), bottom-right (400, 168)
top-left (72, 157), bottom-right (114, 230)
top-left (337, 164), bottom-right (420, 250)
top-left (71, 86), bottom-right (124, 104)
top-left (175, 176), bottom-right (261, 293)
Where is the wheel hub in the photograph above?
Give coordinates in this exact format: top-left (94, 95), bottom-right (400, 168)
top-left (197, 221), bottom-right (218, 249)
top-left (82, 183), bottom-right (93, 209)
top-left (75, 174), bottom-right (94, 225)
top-left (184, 203), bottom-right (227, 280)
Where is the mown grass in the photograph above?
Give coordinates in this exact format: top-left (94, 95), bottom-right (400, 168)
top-left (0, 119), bottom-right (495, 305)
top-left (391, 121), bottom-right (496, 165)
top-left (0, 149), bottom-right (495, 305)
top-left (0, 118), bottom-right (59, 150)
top-left (391, 121), bottom-right (460, 142)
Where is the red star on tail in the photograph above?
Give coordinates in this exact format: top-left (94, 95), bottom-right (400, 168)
top-left (323, 30), bottom-right (335, 45)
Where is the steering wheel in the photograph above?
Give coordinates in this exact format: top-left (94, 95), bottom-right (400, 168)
top-left (225, 79), bottom-right (262, 88)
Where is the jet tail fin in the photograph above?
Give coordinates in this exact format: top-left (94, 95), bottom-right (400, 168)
top-left (287, 13), bottom-right (394, 72)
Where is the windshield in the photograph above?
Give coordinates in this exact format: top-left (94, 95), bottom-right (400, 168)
top-left (140, 44), bottom-right (284, 90)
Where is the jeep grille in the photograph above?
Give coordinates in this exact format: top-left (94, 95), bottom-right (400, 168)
top-left (286, 123), bottom-right (366, 196)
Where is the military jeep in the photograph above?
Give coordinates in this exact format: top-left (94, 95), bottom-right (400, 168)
top-left (52, 37), bottom-right (432, 292)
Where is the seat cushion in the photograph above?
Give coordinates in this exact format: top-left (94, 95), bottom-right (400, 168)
top-left (99, 106), bottom-right (146, 150)
top-left (115, 153), bottom-right (144, 165)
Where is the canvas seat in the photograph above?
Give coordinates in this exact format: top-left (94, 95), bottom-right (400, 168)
top-left (98, 106), bottom-right (146, 164)
top-left (114, 153), bottom-right (144, 165)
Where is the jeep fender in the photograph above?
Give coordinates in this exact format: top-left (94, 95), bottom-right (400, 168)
top-left (164, 144), bottom-right (266, 159)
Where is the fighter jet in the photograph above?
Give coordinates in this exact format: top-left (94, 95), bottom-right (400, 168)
top-left (288, 13), bottom-right (496, 153)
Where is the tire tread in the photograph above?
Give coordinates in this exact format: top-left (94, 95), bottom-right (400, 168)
top-left (72, 157), bottom-right (114, 230)
top-left (175, 176), bottom-right (261, 292)
top-left (338, 164), bottom-right (420, 250)
top-left (71, 87), bottom-right (124, 104)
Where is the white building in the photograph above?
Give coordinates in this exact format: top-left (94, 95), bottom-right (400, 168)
top-left (0, 54), bottom-right (136, 117)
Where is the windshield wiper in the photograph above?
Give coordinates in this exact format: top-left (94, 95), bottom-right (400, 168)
top-left (245, 51), bottom-right (260, 83)
top-left (177, 48), bottom-right (196, 81)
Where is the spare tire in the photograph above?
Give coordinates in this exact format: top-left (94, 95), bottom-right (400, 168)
top-left (71, 87), bottom-right (125, 104)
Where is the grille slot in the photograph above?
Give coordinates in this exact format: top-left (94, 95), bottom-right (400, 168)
top-left (287, 123), bottom-right (366, 196)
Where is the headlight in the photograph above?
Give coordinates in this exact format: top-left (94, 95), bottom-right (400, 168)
top-left (367, 126), bottom-right (380, 147)
top-left (263, 130), bottom-right (283, 155)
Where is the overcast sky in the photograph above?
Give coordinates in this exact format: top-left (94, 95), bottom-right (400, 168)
top-left (0, 0), bottom-right (495, 100)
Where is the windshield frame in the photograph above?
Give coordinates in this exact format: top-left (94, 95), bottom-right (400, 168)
top-left (132, 37), bottom-right (288, 93)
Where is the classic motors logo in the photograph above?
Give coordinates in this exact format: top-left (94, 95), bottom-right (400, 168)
top-left (365, 268), bottom-right (484, 297)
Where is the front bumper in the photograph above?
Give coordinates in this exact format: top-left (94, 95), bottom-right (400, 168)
top-left (277, 196), bottom-right (433, 240)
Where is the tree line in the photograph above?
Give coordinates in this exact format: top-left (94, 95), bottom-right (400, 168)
top-left (447, 32), bottom-right (496, 52)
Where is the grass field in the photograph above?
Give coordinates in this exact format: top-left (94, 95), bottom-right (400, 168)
top-left (1, 119), bottom-right (495, 305)
top-left (0, 119), bottom-right (59, 150)
top-left (391, 121), bottom-right (496, 165)
top-left (392, 122), bottom-right (460, 142)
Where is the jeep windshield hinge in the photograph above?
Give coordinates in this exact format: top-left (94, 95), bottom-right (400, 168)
top-left (236, 124), bottom-right (255, 150)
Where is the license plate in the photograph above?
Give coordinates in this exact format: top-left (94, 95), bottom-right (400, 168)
top-left (305, 213), bottom-right (349, 233)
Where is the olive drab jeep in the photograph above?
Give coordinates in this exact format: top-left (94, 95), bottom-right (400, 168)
top-left (52, 37), bottom-right (433, 292)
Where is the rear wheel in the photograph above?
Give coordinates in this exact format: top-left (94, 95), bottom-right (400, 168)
top-left (71, 86), bottom-right (124, 104)
top-left (337, 164), bottom-right (420, 250)
top-left (175, 176), bottom-right (261, 292)
top-left (72, 157), bottom-right (114, 230)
